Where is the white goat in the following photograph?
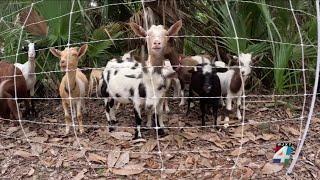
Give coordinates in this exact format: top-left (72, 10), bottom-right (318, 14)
top-left (216, 53), bottom-right (253, 127)
top-left (14, 41), bottom-right (37, 116)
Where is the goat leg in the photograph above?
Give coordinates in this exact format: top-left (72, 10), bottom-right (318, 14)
top-left (155, 114), bottom-right (165, 137)
top-left (200, 100), bottom-right (206, 126)
top-left (30, 98), bottom-right (37, 117)
top-left (77, 100), bottom-right (84, 134)
top-left (23, 99), bottom-right (31, 118)
top-left (62, 101), bottom-right (71, 135)
top-left (105, 98), bottom-right (116, 132)
top-left (212, 99), bottom-right (219, 127)
top-left (236, 96), bottom-right (242, 120)
top-left (178, 78), bottom-right (186, 106)
top-left (8, 99), bottom-right (20, 120)
top-left (186, 88), bottom-right (194, 116)
top-left (134, 108), bottom-right (142, 139)
top-left (223, 95), bottom-right (233, 128)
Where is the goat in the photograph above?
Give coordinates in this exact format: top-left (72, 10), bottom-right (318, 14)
top-left (88, 69), bottom-right (103, 97)
top-left (101, 20), bottom-right (182, 139)
top-left (50, 44), bottom-right (89, 134)
top-left (121, 49), bottom-right (181, 113)
top-left (216, 53), bottom-right (253, 127)
top-left (0, 61), bottom-right (30, 119)
top-left (186, 59), bottom-right (225, 126)
top-left (164, 40), bottom-right (217, 107)
top-left (14, 41), bottom-right (37, 117)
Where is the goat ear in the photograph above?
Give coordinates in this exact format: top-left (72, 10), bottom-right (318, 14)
top-left (165, 71), bottom-right (178, 79)
top-left (50, 48), bottom-right (61, 58)
top-left (252, 55), bottom-right (262, 65)
top-left (129, 22), bottom-right (147, 37)
top-left (78, 44), bottom-right (88, 59)
top-left (168, 20), bottom-right (182, 36)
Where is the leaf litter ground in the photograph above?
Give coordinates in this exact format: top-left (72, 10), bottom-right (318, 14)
top-left (0, 96), bottom-right (319, 179)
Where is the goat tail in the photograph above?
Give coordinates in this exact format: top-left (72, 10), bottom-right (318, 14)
top-left (0, 80), bottom-right (10, 98)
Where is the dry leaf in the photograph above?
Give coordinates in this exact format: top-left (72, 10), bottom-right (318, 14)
top-left (108, 147), bottom-right (121, 168)
top-left (27, 168), bottom-right (35, 176)
top-left (245, 132), bottom-right (256, 141)
top-left (261, 134), bottom-right (275, 141)
top-left (55, 157), bottom-right (63, 168)
top-left (173, 135), bottom-right (184, 148)
top-left (110, 132), bottom-right (133, 141)
top-left (213, 173), bottom-right (223, 180)
top-left (198, 158), bottom-right (212, 168)
top-left (180, 131), bottom-right (198, 140)
top-left (14, 150), bottom-right (36, 158)
top-left (146, 159), bottom-right (159, 169)
top-left (111, 163), bottom-right (145, 176)
top-left (49, 138), bottom-right (62, 142)
top-left (7, 127), bottom-right (20, 135)
top-left (44, 117), bottom-right (58, 123)
top-left (285, 108), bottom-right (293, 118)
top-left (140, 139), bottom-right (157, 159)
top-left (115, 151), bottom-right (130, 168)
top-left (68, 150), bottom-right (86, 161)
top-left (25, 131), bottom-right (37, 137)
top-left (200, 133), bottom-right (224, 148)
top-left (313, 117), bottom-right (320, 123)
top-left (230, 148), bottom-right (247, 156)
top-left (261, 162), bottom-right (283, 174)
top-left (242, 167), bottom-right (254, 179)
top-left (44, 129), bottom-right (55, 135)
top-left (72, 169), bottom-right (87, 180)
top-left (199, 151), bottom-right (211, 159)
top-left (31, 144), bottom-right (43, 156)
top-left (31, 136), bottom-right (48, 143)
top-left (286, 127), bottom-right (300, 136)
top-left (88, 153), bottom-right (107, 164)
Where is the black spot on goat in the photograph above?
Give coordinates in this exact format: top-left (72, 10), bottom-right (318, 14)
top-left (138, 83), bottom-right (146, 98)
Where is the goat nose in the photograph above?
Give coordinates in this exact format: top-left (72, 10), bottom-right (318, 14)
top-left (153, 40), bottom-right (161, 45)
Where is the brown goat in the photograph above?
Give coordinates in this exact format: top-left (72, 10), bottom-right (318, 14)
top-left (0, 61), bottom-right (30, 119)
top-left (50, 44), bottom-right (89, 134)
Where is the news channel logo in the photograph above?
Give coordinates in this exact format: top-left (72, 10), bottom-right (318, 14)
top-left (272, 142), bottom-right (294, 165)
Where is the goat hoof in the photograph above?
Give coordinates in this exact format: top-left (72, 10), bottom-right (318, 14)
top-left (79, 128), bottom-right (84, 134)
top-left (190, 102), bottom-right (195, 108)
top-left (179, 102), bottom-right (185, 106)
top-left (157, 129), bottom-right (166, 137)
top-left (109, 127), bottom-right (115, 132)
top-left (223, 123), bottom-right (229, 128)
top-left (134, 131), bottom-right (142, 140)
top-left (110, 120), bottom-right (118, 125)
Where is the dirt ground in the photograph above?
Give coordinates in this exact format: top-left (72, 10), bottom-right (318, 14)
top-left (0, 94), bottom-right (319, 179)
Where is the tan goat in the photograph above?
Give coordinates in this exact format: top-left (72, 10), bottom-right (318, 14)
top-left (50, 44), bottom-right (89, 134)
top-left (88, 69), bottom-right (103, 97)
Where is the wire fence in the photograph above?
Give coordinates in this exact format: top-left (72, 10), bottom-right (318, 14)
top-left (0, 0), bottom-right (319, 178)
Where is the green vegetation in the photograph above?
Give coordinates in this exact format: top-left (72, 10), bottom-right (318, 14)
top-left (0, 0), bottom-right (316, 96)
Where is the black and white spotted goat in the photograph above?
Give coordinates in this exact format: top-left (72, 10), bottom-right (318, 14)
top-left (100, 20), bottom-right (182, 139)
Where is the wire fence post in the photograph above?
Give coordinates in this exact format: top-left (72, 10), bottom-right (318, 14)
top-left (286, 0), bottom-right (320, 174)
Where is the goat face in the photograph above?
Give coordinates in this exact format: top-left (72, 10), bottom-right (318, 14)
top-left (50, 44), bottom-right (88, 71)
top-left (238, 53), bottom-right (252, 76)
top-left (130, 20), bottom-right (182, 57)
top-left (28, 43), bottom-right (36, 59)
